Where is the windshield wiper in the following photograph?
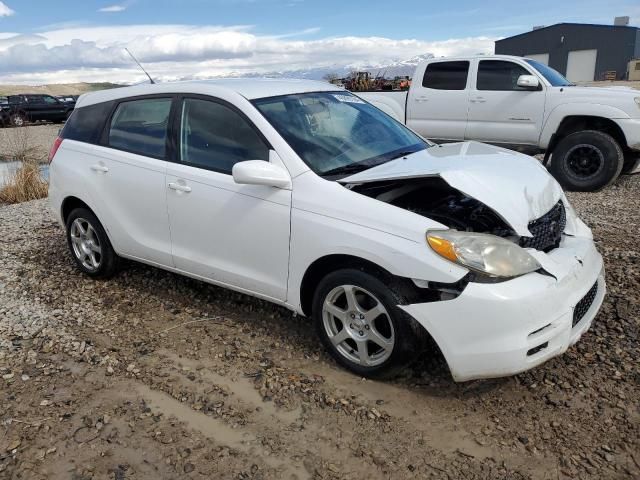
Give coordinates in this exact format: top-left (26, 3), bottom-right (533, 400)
top-left (388, 150), bottom-right (419, 160)
top-left (321, 163), bottom-right (373, 177)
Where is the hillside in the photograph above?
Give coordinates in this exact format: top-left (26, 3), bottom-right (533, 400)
top-left (0, 82), bottom-right (122, 96)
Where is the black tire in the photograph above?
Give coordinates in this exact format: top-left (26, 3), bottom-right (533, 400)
top-left (65, 207), bottom-right (119, 279)
top-left (10, 112), bottom-right (26, 127)
top-left (549, 130), bottom-right (624, 191)
top-left (312, 268), bottom-right (423, 379)
top-left (622, 151), bottom-right (640, 175)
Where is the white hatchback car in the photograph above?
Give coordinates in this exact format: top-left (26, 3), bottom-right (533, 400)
top-left (48, 79), bottom-right (605, 381)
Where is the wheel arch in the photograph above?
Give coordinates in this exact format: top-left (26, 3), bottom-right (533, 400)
top-left (545, 115), bottom-right (627, 155)
top-left (299, 254), bottom-right (395, 317)
top-left (61, 196), bottom-right (94, 225)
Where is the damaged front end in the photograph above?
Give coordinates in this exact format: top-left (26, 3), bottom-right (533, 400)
top-left (344, 176), bottom-right (566, 253)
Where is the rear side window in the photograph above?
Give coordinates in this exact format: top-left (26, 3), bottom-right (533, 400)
top-left (108, 98), bottom-right (172, 158)
top-left (422, 61), bottom-right (469, 90)
top-left (61, 101), bottom-right (113, 144)
top-left (477, 60), bottom-right (533, 91)
top-left (179, 98), bottom-right (269, 174)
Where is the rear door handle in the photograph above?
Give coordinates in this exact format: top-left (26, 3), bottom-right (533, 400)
top-left (90, 164), bottom-right (109, 173)
top-left (471, 97), bottom-right (486, 103)
top-left (415, 96), bottom-right (429, 102)
top-left (168, 182), bottom-right (192, 193)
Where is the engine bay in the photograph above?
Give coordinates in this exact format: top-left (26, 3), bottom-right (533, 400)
top-left (346, 177), bottom-right (518, 239)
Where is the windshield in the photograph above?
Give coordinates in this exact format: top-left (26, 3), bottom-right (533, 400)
top-left (525, 59), bottom-right (573, 86)
top-left (252, 91), bottom-right (429, 177)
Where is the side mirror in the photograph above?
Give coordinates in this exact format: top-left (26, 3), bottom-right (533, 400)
top-left (232, 160), bottom-right (292, 190)
top-left (517, 75), bottom-right (540, 90)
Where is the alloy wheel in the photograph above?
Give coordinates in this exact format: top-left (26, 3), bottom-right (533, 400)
top-left (70, 218), bottom-right (102, 271)
top-left (322, 285), bottom-right (395, 367)
top-left (566, 144), bottom-right (604, 179)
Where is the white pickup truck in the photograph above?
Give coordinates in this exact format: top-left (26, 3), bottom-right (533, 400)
top-left (359, 55), bottom-right (640, 191)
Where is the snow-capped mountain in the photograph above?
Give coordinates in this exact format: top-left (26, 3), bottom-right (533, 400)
top-left (173, 53), bottom-right (434, 82)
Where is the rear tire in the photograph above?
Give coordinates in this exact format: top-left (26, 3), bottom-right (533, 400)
top-left (312, 268), bottom-right (423, 379)
top-left (65, 208), bottom-right (119, 279)
top-left (549, 130), bottom-right (623, 191)
top-left (10, 112), bottom-right (26, 127)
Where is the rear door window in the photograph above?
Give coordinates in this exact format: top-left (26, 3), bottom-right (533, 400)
top-left (108, 98), bottom-right (172, 158)
top-left (477, 60), bottom-right (533, 91)
top-left (422, 61), bottom-right (469, 90)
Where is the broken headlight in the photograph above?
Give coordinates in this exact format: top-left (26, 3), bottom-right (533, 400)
top-left (427, 230), bottom-right (541, 278)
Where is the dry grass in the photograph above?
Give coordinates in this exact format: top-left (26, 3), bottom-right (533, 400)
top-left (0, 161), bottom-right (48, 204)
top-left (0, 126), bottom-right (43, 163)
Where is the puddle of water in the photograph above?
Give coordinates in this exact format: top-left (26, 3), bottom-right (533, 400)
top-left (0, 161), bottom-right (49, 186)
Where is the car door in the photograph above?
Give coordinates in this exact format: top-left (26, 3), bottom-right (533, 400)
top-left (25, 95), bottom-right (47, 120)
top-left (165, 96), bottom-right (291, 301)
top-left (84, 95), bottom-right (174, 266)
top-left (42, 95), bottom-right (68, 121)
top-left (465, 59), bottom-right (546, 145)
top-left (406, 60), bottom-right (471, 140)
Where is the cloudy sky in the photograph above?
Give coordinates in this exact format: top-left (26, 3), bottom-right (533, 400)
top-left (0, 0), bottom-right (638, 84)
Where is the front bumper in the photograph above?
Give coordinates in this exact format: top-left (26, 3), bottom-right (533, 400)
top-left (616, 118), bottom-right (640, 173)
top-left (401, 234), bottom-right (605, 382)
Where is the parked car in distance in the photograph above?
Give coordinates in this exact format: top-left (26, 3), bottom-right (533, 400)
top-left (358, 55), bottom-right (640, 191)
top-left (0, 96), bottom-right (9, 127)
top-left (4, 93), bottom-right (74, 127)
top-left (48, 79), bottom-right (605, 381)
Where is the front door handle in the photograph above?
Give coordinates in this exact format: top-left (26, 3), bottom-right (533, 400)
top-left (168, 182), bottom-right (192, 193)
top-left (471, 97), bottom-right (486, 103)
top-left (90, 164), bottom-right (109, 173)
top-left (415, 96), bottom-right (429, 102)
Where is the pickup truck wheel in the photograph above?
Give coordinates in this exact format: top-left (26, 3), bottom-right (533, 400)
top-left (10, 112), bottom-right (26, 127)
top-left (549, 130), bottom-right (623, 191)
top-left (312, 269), bottom-right (422, 379)
top-left (66, 208), bottom-right (119, 279)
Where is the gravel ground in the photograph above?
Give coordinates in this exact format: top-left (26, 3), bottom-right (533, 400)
top-left (0, 178), bottom-right (639, 479)
top-left (0, 125), bottom-right (61, 162)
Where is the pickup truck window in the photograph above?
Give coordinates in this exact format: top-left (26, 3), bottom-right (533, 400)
top-left (477, 60), bottom-right (532, 91)
top-left (43, 95), bottom-right (59, 105)
top-left (525, 59), bottom-right (572, 86)
top-left (253, 92), bottom-right (427, 177)
top-left (422, 61), bottom-right (469, 90)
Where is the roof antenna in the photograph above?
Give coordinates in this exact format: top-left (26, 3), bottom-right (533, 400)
top-left (124, 48), bottom-right (155, 84)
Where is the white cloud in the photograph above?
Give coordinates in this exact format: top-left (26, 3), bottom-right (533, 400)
top-left (98, 5), bottom-right (126, 12)
top-left (0, 1), bottom-right (15, 17)
top-left (0, 24), bottom-right (496, 84)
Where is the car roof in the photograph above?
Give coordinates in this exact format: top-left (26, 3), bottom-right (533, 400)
top-left (427, 54), bottom-right (531, 62)
top-left (76, 78), bottom-right (343, 108)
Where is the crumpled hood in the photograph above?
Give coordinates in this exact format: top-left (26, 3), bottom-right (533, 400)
top-left (340, 141), bottom-right (563, 237)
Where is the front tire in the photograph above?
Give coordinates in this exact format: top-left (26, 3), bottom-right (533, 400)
top-left (549, 130), bottom-right (623, 191)
top-left (312, 269), bottom-right (422, 379)
top-left (65, 208), bottom-right (119, 279)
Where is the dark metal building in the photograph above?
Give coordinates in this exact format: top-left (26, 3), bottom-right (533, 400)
top-left (495, 23), bottom-right (640, 82)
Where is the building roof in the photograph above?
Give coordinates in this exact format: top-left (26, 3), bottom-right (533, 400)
top-left (495, 22), bottom-right (639, 43)
top-left (76, 78), bottom-right (342, 108)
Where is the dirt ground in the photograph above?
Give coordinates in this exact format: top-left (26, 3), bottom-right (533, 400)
top-left (0, 175), bottom-right (639, 479)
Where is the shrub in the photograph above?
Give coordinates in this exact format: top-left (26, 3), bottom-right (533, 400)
top-left (0, 161), bottom-right (48, 204)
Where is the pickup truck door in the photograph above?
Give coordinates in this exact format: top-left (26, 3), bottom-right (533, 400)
top-left (465, 59), bottom-right (545, 145)
top-left (165, 96), bottom-right (291, 302)
top-left (406, 60), bottom-right (470, 140)
top-left (42, 95), bottom-right (68, 121)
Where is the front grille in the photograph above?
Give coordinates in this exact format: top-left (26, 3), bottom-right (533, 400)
top-left (520, 201), bottom-right (566, 252)
top-left (573, 282), bottom-right (598, 327)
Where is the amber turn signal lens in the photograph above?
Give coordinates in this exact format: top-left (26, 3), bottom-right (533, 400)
top-left (427, 235), bottom-right (458, 262)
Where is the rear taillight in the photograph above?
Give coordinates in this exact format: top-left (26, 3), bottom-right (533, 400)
top-left (48, 137), bottom-right (63, 163)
